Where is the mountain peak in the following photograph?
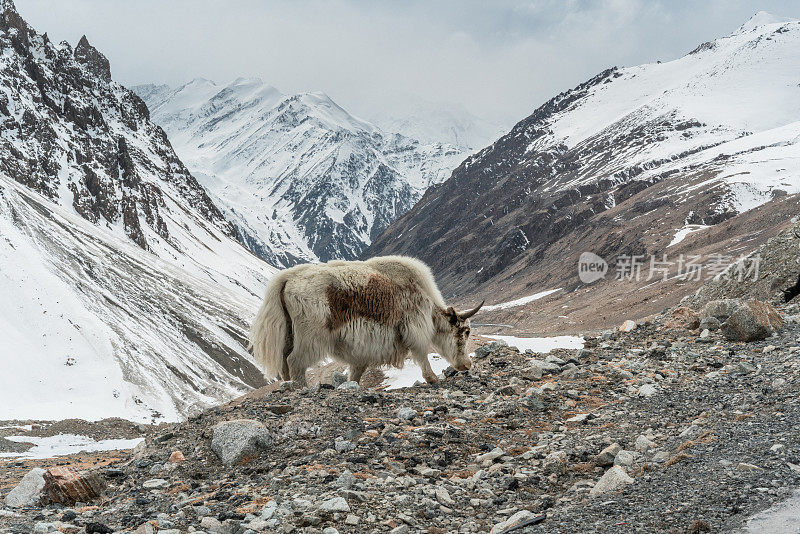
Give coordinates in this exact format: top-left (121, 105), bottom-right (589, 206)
top-left (0, 0), bottom-right (17, 15)
top-left (738, 11), bottom-right (798, 32)
top-left (74, 34), bottom-right (111, 81)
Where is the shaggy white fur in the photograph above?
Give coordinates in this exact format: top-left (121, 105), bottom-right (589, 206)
top-left (249, 256), bottom-right (480, 386)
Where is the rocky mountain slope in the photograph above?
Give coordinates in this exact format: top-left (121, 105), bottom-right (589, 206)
top-left (0, 0), bottom-right (275, 422)
top-left (3, 296), bottom-right (800, 533)
top-left (366, 12), bottom-right (800, 323)
top-left (134, 79), bottom-right (469, 266)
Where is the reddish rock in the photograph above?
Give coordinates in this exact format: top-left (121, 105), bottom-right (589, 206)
top-left (41, 467), bottom-right (106, 505)
top-left (169, 450), bottom-right (185, 463)
top-left (666, 307), bottom-right (700, 330)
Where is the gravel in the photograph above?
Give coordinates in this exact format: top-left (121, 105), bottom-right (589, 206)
top-left (3, 302), bottom-right (800, 533)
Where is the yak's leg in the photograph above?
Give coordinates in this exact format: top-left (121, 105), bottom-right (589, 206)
top-left (286, 352), bottom-right (308, 387)
top-left (412, 350), bottom-right (439, 384)
top-left (349, 364), bottom-right (367, 384)
top-left (281, 358), bottom-right (291, 382)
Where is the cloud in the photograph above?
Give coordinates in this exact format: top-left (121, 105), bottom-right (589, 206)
top-left (13, 0), bottom-right (800, 126)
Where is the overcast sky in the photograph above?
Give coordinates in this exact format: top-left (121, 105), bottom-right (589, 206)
top-left (15, 0), bottom-right (800, 126)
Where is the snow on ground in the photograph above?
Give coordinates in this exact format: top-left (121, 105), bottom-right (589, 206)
top-left (0, 175), bottom-right (267, 423)
top-left (482, 289), bottom-right (562, 311)
top-left (744, 489), bottom-right (800, 533)
top-left (383, 354), bottom-right (451, 390)
top-left (0, 434), bottom-right (144, 459)
top-left (485, 335), bottom-right (585, 353)
top-left (667, 225), bottom-right (711, 247)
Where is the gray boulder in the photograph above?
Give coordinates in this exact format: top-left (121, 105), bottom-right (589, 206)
top-left (701, 299), bottom-right (744, 321)
top-left (211, 419), bottom-right (272, 466)
top-left (5, 468), bottom-right (45, 508)
top-left (590, 466), bottom-right (633, 496)
top-left (722, 300), bottom-right (783, 342)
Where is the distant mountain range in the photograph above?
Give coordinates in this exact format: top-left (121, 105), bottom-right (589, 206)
top-left (367, 12), bottom-right (800, 310)
top-left (134, 79), bottom-right (473, 266)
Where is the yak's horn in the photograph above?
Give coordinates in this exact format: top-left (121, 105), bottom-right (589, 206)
top-left (458, 300), bottom-right (485, 320)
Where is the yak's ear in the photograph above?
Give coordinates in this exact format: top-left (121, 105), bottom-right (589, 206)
top-left (445, 306), bottom-right (459, 325)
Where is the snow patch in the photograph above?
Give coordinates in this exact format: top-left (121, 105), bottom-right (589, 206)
top-left (667, 225), bottom-right (711, 247)
top-left (484, 335), bottom-right (585, 353)
top-left (383, 353), bottom-right (451, 390)
top-left (482, 289), bottom-right (562, 311)
top-left (0, 434), bottom-right (144, 459)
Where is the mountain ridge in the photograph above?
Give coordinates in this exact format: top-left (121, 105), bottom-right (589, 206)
top-left (365, 12), bottom-right (800, 314)
top-left (0, 0), bottom-right (275, 422)
top-left (134, 79), bottom-right (471, 266)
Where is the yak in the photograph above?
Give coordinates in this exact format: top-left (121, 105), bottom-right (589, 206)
top-left (249, 256), bottom-right (483, 387)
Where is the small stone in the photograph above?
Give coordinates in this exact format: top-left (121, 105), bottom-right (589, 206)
top-left (529, 360), bottom-right (561, 375)
top-left (594, 443), bottom-right (621, 467)
top-left (397, 407), bottom-right (417, 421)
top-left (318, 496), bottom-right (351, 513)
top-left (699, 328), bottom-right (710, 338)
top-left (61, 510), bottom-right (77, 522)
top-left (211, 419), bottom-right (272, 466)
top-left (634, 435), bottom-right (654, 453)
top-left (637, 384), bottom-right (657, 398)
top-left (337, 381), bottom-right (360, 390)
top-left (5, 468), bottom-right (46, 508)
top-left (334, 439), bottom-right (356, 453)
top-left (543, 451), bottom-right (567, 474)
top-left (619, 320), bottom-right (637, 332)
top-left (476, 447), bottom-right (505, 464)
top-left (652, 451), bottom-right (670, 463)
top-left (200, 516), bottom-right (222, 531)
top-left (142, 478), bottom-right (168, 489)
top-left (85, 524), bottom-right (113, 534)
top-left (390, 526), bottom-right (410, 534)
top-left (590, 466), bottom-right (633, 496)
top-left (332, 371), bottom-right (348, 387)
top-left (323, 528), bottom-right (340, 534)
top-left (169, 450), bottom-right (185, 463)
top-left (736, 462), bottom-right (763, 471)
top-left (490, 510), bottom-right (541, 534)
top-left (436, 487), bottom-right (455, 506)
top-left (335, 470), bottom-right (356, 489)
top-left (614, 450), bottom-right (635, 467)
top-left (345, 514), bottom-right (360, 525)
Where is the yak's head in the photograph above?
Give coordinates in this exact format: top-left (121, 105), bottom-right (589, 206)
top-left (434, 301), bottom-right (484, 372)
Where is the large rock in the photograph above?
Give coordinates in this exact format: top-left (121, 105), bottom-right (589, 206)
top-left (701, 299), bottom-right (745, 321)
top-left (211, 419), bottom-right (273, 466)
top-left (722, 300), bottom-right (783, 342)
top-left (5, 468), bottom-right (46, 508)
top-left (666, 307), bottom-right (700, 329)
top-left (42, 467), bottom-right (106, 505)
top-left (590, 466), bottom-right (634, 496)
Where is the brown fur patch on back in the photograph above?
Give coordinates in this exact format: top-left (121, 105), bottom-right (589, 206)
top-left (325, 274), bottom-right (408, 331)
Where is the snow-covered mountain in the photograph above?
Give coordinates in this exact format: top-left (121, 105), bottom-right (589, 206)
top-left (0, 0), bottom-right (275, 422)
top-left (367, 12), bottom-right (800, 298)
top-left (356, 95), bottom-right (505, 150)
top-left (133, 79), bottom-right (469, 266)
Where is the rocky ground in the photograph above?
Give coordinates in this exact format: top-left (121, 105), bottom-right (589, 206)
top-left (2, 298), bottom-right (800, 533)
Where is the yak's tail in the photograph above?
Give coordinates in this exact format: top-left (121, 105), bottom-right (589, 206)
top-left (249, 271), bottom-right (292, 380)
